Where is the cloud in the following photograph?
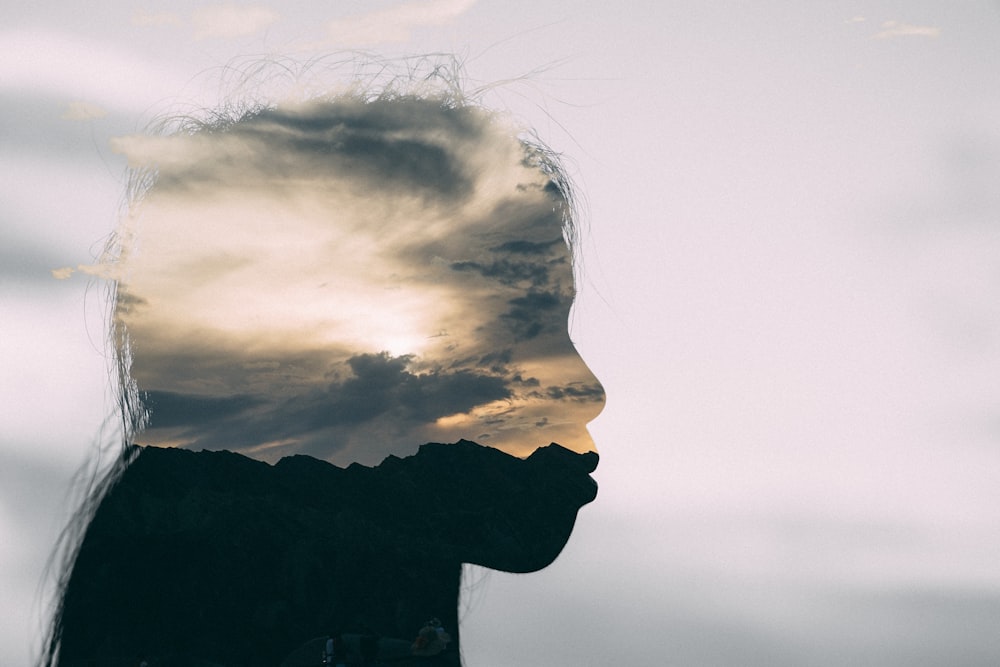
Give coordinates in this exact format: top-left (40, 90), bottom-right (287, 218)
top-left (142, 390), bottom-right (261, 428)
top-left (500, 290), bottom-right (566, 341)
top-left (114, 100), bottom-right (478, 201)
top-left (450, 258), bottom-right (553, 288)
top-left (873, 21), bottom-right (941, 39)
top-left (115, 290), bottom-right (148, 310)
top-left (490, 238), bottom-right (564, 255)
top-left (326, 0), bottom-right (477, 47)
top-left (325, 352), bottom-right (511, 425)
top-left (74, 262), bottom-right (121, 280)
top-left (61, 101), bottom-right (107, 120)
top-left (117, 98), bottom-right (603, 464)
top-left (544, 383), bottom-right (606, 402)
top-left (192, 5), bottom-right (279, 39)
top-left (142, 352), bottom-right (512, 459)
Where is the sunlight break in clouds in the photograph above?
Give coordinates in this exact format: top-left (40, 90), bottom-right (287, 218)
top-left (192, 5), bottom-right (279, 39)
top-left (326, 0), bottom-right (477, 47)
top-left (874, 20), bottom-right (941, 39)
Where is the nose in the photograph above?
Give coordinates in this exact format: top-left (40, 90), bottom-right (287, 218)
top-left (573, 350), bottom-right (606, 421)
top-left (580, 449), bottom-right (599, 473)
top-left (562, 342), bottom-right (605, 455)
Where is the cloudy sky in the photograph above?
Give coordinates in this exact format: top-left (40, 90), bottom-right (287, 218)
top-left (103, 99), bottom-right (603, 465)
top-left (3, 1), bottom-right (1000, 666)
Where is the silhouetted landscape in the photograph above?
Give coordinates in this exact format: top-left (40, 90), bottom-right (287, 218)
top-left (55, 441), bottom-right (598, 666)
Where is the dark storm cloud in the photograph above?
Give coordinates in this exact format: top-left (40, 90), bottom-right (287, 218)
top-left (291, 352), bottom-right (512, 430)
top-left (500, 290), bottom-right (566, 341)
top-left (505, 290), bottom-right (561, 315)
top-left (114, 288), bottom-right (147, 311)
top-left (128, 341), bottom-right (343, 401)
top-left (257, 97), bottom-right (483, 140)
top-left (511, 374), bottom-right (540, 387)
top-left (401, 191), bottom-right (567, 282)
top-left (477, 349), bottom-right (512, 373)
top-left (142, 390), bottom-right (262, 428)
top-left (481, 193), bottom-right (566, 238)
top-left (292, 133), bottom-right (468, 198)
top-left (544, 383), bottom-right (606, 402)
top-left (449, 258), bottom-right (552, 288)
top-left (449, 236), bottom-right (567, 287)
top-left (152, 99), bottom-right (478, 201)
top-left (489, 238), bottom-right (564, 255)
top-left (142, 352), bottom-right (512, 457)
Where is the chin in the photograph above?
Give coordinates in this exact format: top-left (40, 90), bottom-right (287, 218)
top-left (437, 441), bottom-right (599, 573)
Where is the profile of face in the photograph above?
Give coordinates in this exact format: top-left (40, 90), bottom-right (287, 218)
top-left (113, 98), bottom-right (604, 467)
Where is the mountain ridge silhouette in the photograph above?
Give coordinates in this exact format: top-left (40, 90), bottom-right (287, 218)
top-left (55, 440), bottom-right (598, 667)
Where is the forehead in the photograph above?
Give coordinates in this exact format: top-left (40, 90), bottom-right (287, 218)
top-left (118, 100), bottom-right (572, 351)
top-left (111, 98), bottom-right (599, 463)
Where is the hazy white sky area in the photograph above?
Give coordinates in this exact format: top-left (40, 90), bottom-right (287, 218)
top-left (3, 1), bottom-right (1000, 665)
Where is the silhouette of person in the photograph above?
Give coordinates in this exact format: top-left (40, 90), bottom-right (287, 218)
top-left (43, 91), bottom-right (604, 667)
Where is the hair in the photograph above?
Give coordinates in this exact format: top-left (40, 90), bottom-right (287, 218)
top-left (38, 53), bottom-right (582, 667)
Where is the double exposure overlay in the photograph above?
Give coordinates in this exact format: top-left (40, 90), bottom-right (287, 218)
top-left (113, 98), bottom-right (604, 465)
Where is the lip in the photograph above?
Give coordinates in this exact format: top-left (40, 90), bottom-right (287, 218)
top-left (572, 451), bottom-right (600, 502)
top-left (579, 450), bottom-right (599, 492)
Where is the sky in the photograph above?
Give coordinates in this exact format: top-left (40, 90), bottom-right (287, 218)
top-left (3, 1), bottom-right (1000, 666)
top-left (101, 98), bottom-right (603, 465)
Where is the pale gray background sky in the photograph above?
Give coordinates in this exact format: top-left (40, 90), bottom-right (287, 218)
top-left (3, 2), bottom-right (1000, 665)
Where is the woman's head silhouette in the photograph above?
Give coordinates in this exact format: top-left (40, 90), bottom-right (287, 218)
top-left (113, 96), bottom-right (603, 465)
top-left (45, 75), bottom-right (604, 667)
